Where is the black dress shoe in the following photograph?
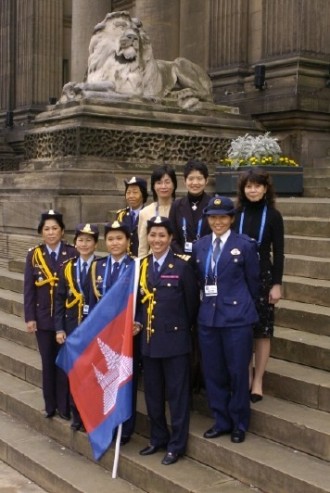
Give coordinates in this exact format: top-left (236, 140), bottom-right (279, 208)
top-left (203, 427), bottom-right (231, 439)
top-left (161, 452), bottom-right (179, 465)
top-left (139, 444), bottom-right (162, 456)
top-left (58, 412), bottom-right (71, 421)
top-left (44, 411), bottom-right (56, 419)
top-left (71, 421), bottom-right (82, 431)
top-left (120, 435), bottom-right (131, 446)
top-left (231, 429), bottom-right (245, 443)
top-left (250, 393), bottom-right (263, 403)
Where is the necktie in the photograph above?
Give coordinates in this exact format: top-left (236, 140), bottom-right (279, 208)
top-left (50, 251), bottom-right (57, 270)
top-left (154, 260), bottom-right (160, 279)
top-left (212, 238), bottom-right (221, 273)
top-left (110, 262), bottom-right (120, 285)
top-left (131, 210), bottom-right (137, 225)
top-left (81, 261), bottom-right (88, 284)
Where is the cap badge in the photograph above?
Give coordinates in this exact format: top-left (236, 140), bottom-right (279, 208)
top-left (154, 216), bottom-right (162, 224)
top-left (48, 209), bottom-right (56, 215)
top-left (111, 220), bottom-right (121, 228)
top-left (128, 176), bottom-right (137, 184)
top-left (214, 199), bottom-right (221, 205)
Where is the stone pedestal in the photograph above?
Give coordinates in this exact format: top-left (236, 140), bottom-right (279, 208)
top-left (0, 99), bottom-right (260, 235)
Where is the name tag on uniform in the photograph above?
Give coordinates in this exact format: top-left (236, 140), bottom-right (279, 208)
top-left (83, 304), bottom-right (89, 315)
top-left (184, 241), bottom-right (193, 253)
top-left (205, 285), bottom-right (218, 297)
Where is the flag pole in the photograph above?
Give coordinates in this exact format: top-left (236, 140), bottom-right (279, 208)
top-left (112, 259), bottom-right (140, 479)
top-left (112, 423), bottom-right (122, 478)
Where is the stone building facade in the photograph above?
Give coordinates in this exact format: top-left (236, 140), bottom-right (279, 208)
top-left (1, 0), bottom-right (330, 167)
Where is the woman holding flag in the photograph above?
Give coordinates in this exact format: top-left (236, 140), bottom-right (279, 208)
top-left (54, 223), bottom-right (99, 431)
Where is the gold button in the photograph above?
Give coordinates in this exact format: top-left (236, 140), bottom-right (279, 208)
top-left (153, 288), bottom-right (157, 292)
top-left (151, 329), bottom-right (155, 333)
top-left (151, 315), bottom-right (155, 319)
top-left (233, 301), bottom-right (237, 305)
top-left (174, 326), bottom-right (178, 330)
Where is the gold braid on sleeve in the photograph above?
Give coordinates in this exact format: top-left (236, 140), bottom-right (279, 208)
top-left (91, 260), bottom-right (102, 302)
top-left (139, 257), bottom-right (155, 343)
top-left (32, 247), bottom-right (59, 316)
top-left (64, 261), bottom-right (84, 324)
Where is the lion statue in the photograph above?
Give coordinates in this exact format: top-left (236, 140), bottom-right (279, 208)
top-left (60, 11), bottom-right (213, 110)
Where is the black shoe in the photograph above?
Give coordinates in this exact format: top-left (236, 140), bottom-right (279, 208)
top-left (231, 429), bottom-right (245, 443)
top-left (161, 452), bottom-right (179, 465)
top-left (120, 435), bottom-right (131, 446)
top-left (250, 393), bottom-right (263, 403)
top-left (71, 421), bottom-right (82, 431)
top-left (58, 412), bottom-right (71, 421)
top-left (44, 411), bottom-right (56, 419)
top-left (203, 427), bottom-right (231, 439)
top-left (139, 444), bottom-right (163, 456)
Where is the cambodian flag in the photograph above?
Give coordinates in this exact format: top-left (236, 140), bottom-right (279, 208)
top-left (56, 260), bottom-right (138, 460)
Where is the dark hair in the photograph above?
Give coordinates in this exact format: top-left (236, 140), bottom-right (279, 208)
top-left (236, 168), bottom-right (276, 210)
top-left (37, 214), bottom-right (65, 234)
top-left (150, 165), bottom-right (177, 201)
top-left (183, 159), bottom-right (209, 179)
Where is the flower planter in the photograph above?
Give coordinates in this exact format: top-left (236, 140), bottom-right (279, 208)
top-left (215, 165), bottom-right (304, 196)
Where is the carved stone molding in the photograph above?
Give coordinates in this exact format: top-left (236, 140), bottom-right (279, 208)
top-left (24, 127), bottom-right (231, 168)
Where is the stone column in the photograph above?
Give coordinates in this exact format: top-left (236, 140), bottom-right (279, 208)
top-left (208, 0), bottom-right (249, 71)
top-left (0, 0), bottom-right (14, 111)
top-left (71, 0), bottom-right (112, 82)
top-left (134, 0), bottom-right (180, 60)
top-left (179, 0), bottom-right (210, 69)
top-left (15, 0), bottom-right (63, 107)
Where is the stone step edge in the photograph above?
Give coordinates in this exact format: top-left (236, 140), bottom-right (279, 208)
top-left (0, 410), bottom-right (143, 493)
top-left (0, 375), bottom-right (255, 493)
top-left (1, 372), bottom-right (329, 493)
top-left (0, 337), bottom-right (329, 463)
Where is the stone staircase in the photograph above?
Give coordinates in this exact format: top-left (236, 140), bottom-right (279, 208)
top-left (0, 197), bottom-right (329, 493)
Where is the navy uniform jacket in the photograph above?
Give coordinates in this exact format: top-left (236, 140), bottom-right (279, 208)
top-left (169, 193), bottom-right (211, 254)
top-left (24, 242), bottom-right (76, 330)
top-left (191, 231), bottom-right (260, 328)
top-left (116, 206), bottom-right (143, 257)
top-left (54, 256), bottom-right (93, 335)
top-left (138, 250), bottom-right (199, 358)
top-left (89, 254), bottom-right (134, 309)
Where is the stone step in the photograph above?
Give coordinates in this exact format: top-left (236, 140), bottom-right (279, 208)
top-left (264, 358), bottom-right (330, 412)
top-left (0, 266), bottom-right (23, 292)
top-left (284, 217), bottom-right (330, 237)
top-left (304, 176), bottom-right (330, 187)
top-left (1, 333), bottom-right (329, 466)
top-left (276, 299), bottom-right (330, 336)
top-left (284, 254), bottom-right (330, 280)
top-left (271, 326), bottom-right (330, 371)
top-left (0, 410), bottom-right (143, 493)
top-left (282, 275), bottom-right (330, 307)
top-left (277, 197), bottom-right (330, 218)
top-left (285, 234), bottom-right (330, 258)
top-left (0, 310), bottom-right (37, 350)
top-left (0, 371), bottom-right (257, 493)
top-left (0, 287), bottom-right (23, 317)
top-left (303, 186), bottom-right (330, 198)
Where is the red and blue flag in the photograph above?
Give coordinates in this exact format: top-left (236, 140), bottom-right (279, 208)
top-left (56, 261), bottom-right (137, 460)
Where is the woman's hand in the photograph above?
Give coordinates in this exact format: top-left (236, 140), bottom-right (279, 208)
top-left (56, 331), bottom-right (66, 344)
top-left (26, 321), bottom-right (37, 333)
top-left (133, 321), bottom-right (143, 336)
top-left (269, 284), bottom-right (282, 304)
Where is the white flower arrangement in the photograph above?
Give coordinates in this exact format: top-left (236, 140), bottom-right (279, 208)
top-left (221, 132), bottom-right (299, 169)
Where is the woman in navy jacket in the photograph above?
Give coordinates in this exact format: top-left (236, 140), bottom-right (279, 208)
top-left (191, 196), bottom-right (260, 444)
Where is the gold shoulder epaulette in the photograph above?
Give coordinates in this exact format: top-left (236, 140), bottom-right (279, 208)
top-left (174, 253), bottom-right (191, 262)
top-left (28, 243), bottom-right (42, 252)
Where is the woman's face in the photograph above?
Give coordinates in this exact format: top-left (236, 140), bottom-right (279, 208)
top-left (75, 234), bottom-right (97, 260)
top-left (41, 219), bottom-right (63, 248)
top-left (105, 230), bottom-right (129, 259)
top-left (207, 215), bottom-right (234, 237)
top-left (185, 170), bottom-right (208, 196)
top-left (244, 180), bottom-right (267, 202)
top-left (125, 185), bottom-right (144, 210)
top-left (153, 173), bottom-right (175, 200)
top-left (147, 226), bottom-right (172, 258)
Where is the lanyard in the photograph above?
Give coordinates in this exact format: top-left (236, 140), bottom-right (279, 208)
top-left (182, 217), bottom-right (202, 242)
top-left (75, 258), bottom-right (85, 294)
top-left (239, 205), bottom-right (267, 246)
top-left (103, 256), bottom-right (125, 294)
top-left (204, 242), bottom-right (222, 283)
